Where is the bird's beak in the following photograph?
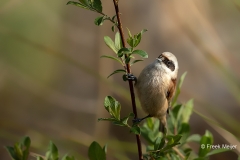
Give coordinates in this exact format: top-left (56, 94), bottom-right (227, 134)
top-left (157, 54), bottom-right (163, 62)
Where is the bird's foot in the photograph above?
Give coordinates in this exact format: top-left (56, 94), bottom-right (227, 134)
top-left (123, 73), bottom-right (137, 82)
top-left (132, 114), bottom-right (152, 125)
top-left (132, 118), bottom-right (144, 124)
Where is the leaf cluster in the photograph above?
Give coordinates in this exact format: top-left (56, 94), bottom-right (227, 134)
top-left (5, 137), bottom-right (76, 160)
top-left (98, 96), bottom-right (141, 134)
top-left (102, 30), bottom-right (148, 78)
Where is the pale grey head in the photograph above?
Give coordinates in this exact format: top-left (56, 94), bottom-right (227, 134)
top-left (156, 52), bottom-right (179, 79)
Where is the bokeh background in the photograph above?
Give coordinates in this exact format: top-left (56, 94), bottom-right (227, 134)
top-left (0, 0), bottom-right (240, 159)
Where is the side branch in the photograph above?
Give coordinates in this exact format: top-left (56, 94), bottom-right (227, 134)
top-left (112, 0), bottom-right (143, 160)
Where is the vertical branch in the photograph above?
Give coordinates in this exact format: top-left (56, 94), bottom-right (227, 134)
top-left (112, 0), bottom-right (143, 160)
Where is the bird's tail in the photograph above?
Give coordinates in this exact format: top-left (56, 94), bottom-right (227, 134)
top-left (159, 116), bottom-right (167, 135)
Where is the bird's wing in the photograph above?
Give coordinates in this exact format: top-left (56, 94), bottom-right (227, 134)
top-left (166, 78), bottom-right (177, 113)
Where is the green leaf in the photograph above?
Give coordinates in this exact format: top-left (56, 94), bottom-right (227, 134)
top-left (46, 141), bottom-right (58, 160)
top-left (115, 32), bottom-right (122, 50)
top-left (198, 130), bottom-right (213, 157)
top-left (130, 59), bottom-right (143, 66)
top-left (98, 117), bottom-right (116, 122)
top-left (131, 50), bottom-right (148, 58)
top-left (117, 47), bottom-right (131, 57)
top-left (125, 57), bottom-right (131, 64)
top-left (206, 148), bottom-right (231, 157)
top-left (88, 141), bottom-right (106, 160)
top-left (178, 123), bottom-right (190, 134)
top-left (103, 144), bottom-right (107, 154)
top-left (121, 112), bottom-right (134, 125)
top-left (91, 0), bottom-right (102, 12)
top-left (154, 137), bottom-right (161, 150)
top-left (172, 72), bottom-right (187, 106)
top-left (186, 134), bottom-right (201, 143)
top-left (20, 136), bottom-right (31, 160)
top-left (14, 143), bottom-right (23, 159)
top-left (133, 29), bottom-right (148, 47)
top-left (100, 55), bottom-right (123, 65)
top-left (67, 1), bottom-right (89, 9)
top-left (94, 16), bottom-right (104, 26)
top-left (62, 154), bottom-right (75, 160)
top-left (111, 25), bottom-right (115, 32)
top-left (126, 28), bottom-right (132, 38)
top-left (126, 28), bottom-right (134, 47)
top-left (167, 137), bottom-right (174, 145)
top-left (172, 135), bottom-right (182, 143)
top-left (37, 157), bottom-right (45, 160)
top-left (162, 142), bottom-right (180, 152)
top-left (104, 36), bottom-right (118, 53)
top-left (182, 99), bottom-right (193, 123)
top-left (146, 117), bottom-right (154, 130)
top-left (103, 96), bottom-right (121, 120)
top-left (107, 69), bottom-right (126, 78)
top-left (130, 125), bottom-right (141, 135)
top-left (5, 146), bottom-right (17, 160)
top-left (79, 0), bottom-right (90, 6)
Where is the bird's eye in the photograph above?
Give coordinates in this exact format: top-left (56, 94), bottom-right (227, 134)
top-left (167, 61), bottom-right (171, 65)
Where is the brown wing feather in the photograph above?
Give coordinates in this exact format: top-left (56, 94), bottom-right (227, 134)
top-left (166, 78), bottom-right (177, 113)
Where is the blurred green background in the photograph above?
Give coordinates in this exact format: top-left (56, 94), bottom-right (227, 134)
top-left (0, 0), bottom-right (240, 159)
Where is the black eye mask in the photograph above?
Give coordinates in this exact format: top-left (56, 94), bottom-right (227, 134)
top-left (163, 59), bottom-right (175, 71)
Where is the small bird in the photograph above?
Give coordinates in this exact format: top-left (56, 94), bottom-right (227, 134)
top-left (128, 52), bottom-right (179, 134)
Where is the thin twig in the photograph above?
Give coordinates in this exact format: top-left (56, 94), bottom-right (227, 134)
top-left (112, 0), bottom-right (143, 160)
top-left (173, 147), bottom-right (185, 159)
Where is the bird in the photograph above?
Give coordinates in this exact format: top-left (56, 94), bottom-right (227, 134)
top-left (128, 52), bottom-right (179, 134)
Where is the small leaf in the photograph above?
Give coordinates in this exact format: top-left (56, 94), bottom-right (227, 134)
top-left (111, 25), bottom-right (115, 32)
top-left (130, 125), bottom-right (141, 135)
top-left (186, 134), bottom-right (201, 143)
top-left (115, 32), bottom-right (122, 50)
top-left (154, 137), bottom-right (161, 150)
top-left (162, 142), bottom-right (180, 152)
top-left (133, 29), bottom-right (148, 47)
top-left (103, 144), bottom-right (107, 154)
top-left (67, 1), bottom-right (89, 9)
top-left (62, 154), bottom-right (75, 160)
top-left (125, 57), bottom-right (131, 64)
top-left (126, 28), bottom-right (132, 38)
top-left (88, 141), bottom-right (106, 160)
top-left (130, 59), bottom-right (143, 66)
top-left (46, 141), bottom-right (58, 160)
top-left (5, 146), bottom-right (17, 159)
top-left (198, 130), bottom-right (213, 157)
top-left (172, 72), bottom-right (187, 106)
top-left (103, 96), bottom-right (121, 120)
top-left (172, 135), bottom-right (182, 143)
top-left (91, 0), bottom-right (102, 12)
top-left (37, 157), bottom-right (45, 160)
top-left (107, 69), bottom-right (126, 78)
top-left (178, 123), bottom-right (190, 134)
top-left (205, 148), bottom-right (231, 157)
top-left (21, 136), bottom-right (31, 160)
top-left (98, 117), bottom-right (116, 122)
top-left (182, 99), bottom-right (193, 123)
top-left (121, 112), bottom-right (134, 125)
top-left (104, 36), bottom-right (118, 53)
top-left (94, 16), bottom-right (104, 26)
top-left (117, 47), bottom-right (131, 57)
top-left (167, 137), bottom-right (174, 145)
top-left (79, 0), bottom-right (90, 6)
top-left (132, 50), bottom-right (148, 58)
top-left (100, 55), bottom-right (123, 65)
top-left (140, 29), bottom-right (148, 34)
top-left (112, 15), bottom-right (117, 21)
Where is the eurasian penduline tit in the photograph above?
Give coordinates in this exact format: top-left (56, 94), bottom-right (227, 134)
top-left (127, 52), bottom-right (179, 134)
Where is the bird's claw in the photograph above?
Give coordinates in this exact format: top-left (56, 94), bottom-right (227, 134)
top-left (132, 118), bottom-right (143, 124)
top-left (123, 73), bottom-right (137, 82)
